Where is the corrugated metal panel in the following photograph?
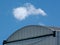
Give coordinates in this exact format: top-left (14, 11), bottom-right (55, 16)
top-left (6, 36), bottom-right (56, 45)
top-left (7, 25), bottom-right (53, 42)
top-left (56, 31), bottom-right (60, 45)
top-left (4, 25), bottom-right (57, 45)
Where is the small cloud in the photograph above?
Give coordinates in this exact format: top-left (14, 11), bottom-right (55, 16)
top-left (38, 22), bottom-right (45, 26)
top-left (13, 3), bottom-right (47, 20)
top-left (24, 3), bottom-right (47, 16)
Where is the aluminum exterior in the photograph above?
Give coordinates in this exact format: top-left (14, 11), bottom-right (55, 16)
top-left (7, 25), bottom-right (53, 42)
top-left (56, 31), bottom-right (60, 45)
top-left (4, 25), bottom-right (57, 45)
top-left (6, 36), bottom-right (56, 45)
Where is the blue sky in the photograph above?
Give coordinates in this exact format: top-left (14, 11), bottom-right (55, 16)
top-left (0, 0), bottom-right (60, 45)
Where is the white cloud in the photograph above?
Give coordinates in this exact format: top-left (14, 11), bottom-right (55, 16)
top-left (38, 22), bottom-right (45, 26)
top-left (13, 3), bottom-right (47, 20)
top-left (13, 7), bottom-right (28, 20)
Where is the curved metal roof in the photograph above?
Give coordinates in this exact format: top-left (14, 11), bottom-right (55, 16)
top-left (6, 25), bottom-right (54, 42)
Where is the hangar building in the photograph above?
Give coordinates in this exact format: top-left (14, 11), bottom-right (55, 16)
top-left (3, 25), bottom-right (60, 45)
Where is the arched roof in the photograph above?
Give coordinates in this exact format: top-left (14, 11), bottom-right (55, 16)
top-left (6, 25), bottom-right (54, 42)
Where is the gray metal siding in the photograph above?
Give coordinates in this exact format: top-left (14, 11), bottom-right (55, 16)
top-left (56, 31), bottom-right (60, 45)
top-left (7, 26), bottom-right (53, 42)
top-left (5, 36), bottom-right (56, 45)
top-left (4, 25), bottom-right (58, 45)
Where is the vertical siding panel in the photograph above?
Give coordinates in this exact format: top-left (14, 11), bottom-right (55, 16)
top-left (56, 31), bottom-right (60, 45)
top-left (4, 26), bottom-right (57, 45)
